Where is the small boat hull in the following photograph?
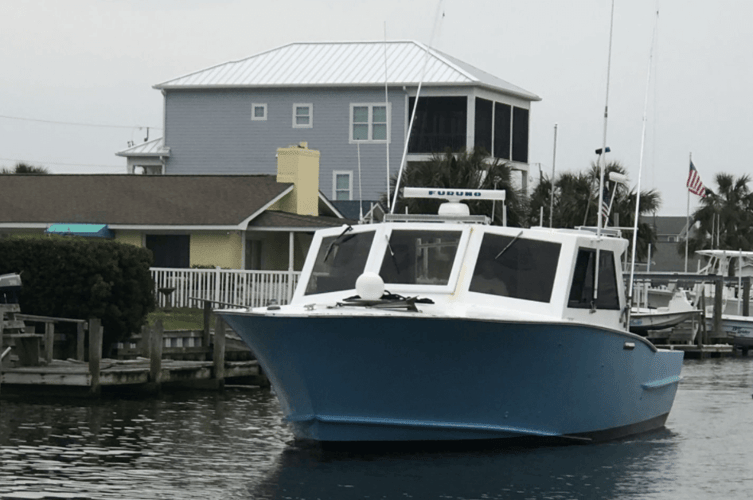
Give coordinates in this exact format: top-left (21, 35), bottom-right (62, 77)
top-left (219, 311), bottom-right (683, 443)
top-left (707, 315), bottom-right (753, 347)
top-left (629, 310), bottom-right (699, 334)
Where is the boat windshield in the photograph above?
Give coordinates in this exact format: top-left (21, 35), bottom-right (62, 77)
top-left (304, 230), bottom-right (375, 295)
top-left (379, 230), bottom-right (462, 286)
top-left (470, 233), bottom-right (561, 302)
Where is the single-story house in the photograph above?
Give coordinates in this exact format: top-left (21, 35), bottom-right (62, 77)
top-left (0, 143), bottom-right (347, 271)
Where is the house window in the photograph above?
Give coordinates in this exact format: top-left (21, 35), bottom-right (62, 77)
top-left (474, 98), bottom-right (493, 155)
top-left (251, 103), bottom-right (267, 121)
top-left (293, 104), bottom-right (312, 128)
top-left (494, 102), bottom-right (511, 160)
top-left (333, 171), bottom-right (353, 201)
top-left (146, 235), bottom-right (190, 268)
top-left (512, 107), bottom-right (529, 163)
top-left (473, 100), bottom-right (528, 163)
top-left (350, 104), bottom-right (389, 142)
top-left (408, 96), bottom-right (467, 153)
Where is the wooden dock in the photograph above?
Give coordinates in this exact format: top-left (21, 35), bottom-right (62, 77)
top-left (1, 310), bottom-right (268, 397)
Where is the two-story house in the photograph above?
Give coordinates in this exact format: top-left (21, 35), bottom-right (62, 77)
top-left (118, 41), bottom-right (541, 207)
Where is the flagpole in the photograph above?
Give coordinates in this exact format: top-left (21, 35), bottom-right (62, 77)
top-left (685, 152), bottom-right (691, 272)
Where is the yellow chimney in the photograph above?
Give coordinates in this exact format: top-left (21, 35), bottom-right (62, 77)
top-left (276, 142), bottom-right (320, 216)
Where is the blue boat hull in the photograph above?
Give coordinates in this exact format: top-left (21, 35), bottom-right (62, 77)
top-left (218, 312), bottom-right (683, 443)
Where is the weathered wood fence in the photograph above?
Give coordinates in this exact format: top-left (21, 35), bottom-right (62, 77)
top-left (151, 268), bottom-right (301, 308)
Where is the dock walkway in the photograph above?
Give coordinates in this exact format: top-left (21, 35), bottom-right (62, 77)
top-left (1, 310), bottom-right (267, 397)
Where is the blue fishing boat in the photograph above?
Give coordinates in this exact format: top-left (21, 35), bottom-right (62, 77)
top-left (216, 189), bottom-right (683, 443)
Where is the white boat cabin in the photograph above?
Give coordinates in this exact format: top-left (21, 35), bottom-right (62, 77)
top-left (286, 216), bottom-right (629, 330)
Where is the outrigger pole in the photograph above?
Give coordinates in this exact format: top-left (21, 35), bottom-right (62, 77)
top-left (390, 0), bottom-right (445, 213)
top-left (593, 0), bottom-right (616, 306)
top-left (627, 7), bottom-right (661, 324)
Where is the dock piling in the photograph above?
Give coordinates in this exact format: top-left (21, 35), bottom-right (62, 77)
top-left (88, 318), bottom-right (102, 396)
top-left (44, 322), bottom-right (54, 363)
top-left (203, 300), bottom-right (212, 360)
top-left (213, 316), bottom-right (226, 390)
top-left (150, 320), bottom-right (163, 387)
top-left (76, 322), bottom-right (85, 361)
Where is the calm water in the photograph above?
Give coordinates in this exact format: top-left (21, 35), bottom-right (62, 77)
top-left (1, 358), bottom-right (752, 500)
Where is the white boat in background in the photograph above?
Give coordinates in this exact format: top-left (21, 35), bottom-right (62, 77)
top-left (630, 290), bottom-right (700, 335)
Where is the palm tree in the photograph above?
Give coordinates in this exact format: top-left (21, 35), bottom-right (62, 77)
top-left (527, 161), bottom-right (661, 261)
top-left (383, 148), bottom-right (524, 226)
top-left (1, 162), bottom-right (49, 174)
top-left (685, 173), bottom-right (753, 254)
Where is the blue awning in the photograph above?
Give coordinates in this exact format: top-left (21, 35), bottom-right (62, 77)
top-left (45, 224), bottom-right (115, 239)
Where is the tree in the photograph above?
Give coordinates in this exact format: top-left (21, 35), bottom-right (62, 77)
top-left (1, 162), bottom-right (50, 174)
top-left (383, 148), bottom-right (524, 226)
top-left (527, 161), bottom-right (661, 261)
top-left (684, 173), bottom-right (753, 254)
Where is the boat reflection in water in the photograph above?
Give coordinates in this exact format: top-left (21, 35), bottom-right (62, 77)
top-left (217, 188), bottom-right (683, 444)
top-left (252, 428), bottom-right (680, 499)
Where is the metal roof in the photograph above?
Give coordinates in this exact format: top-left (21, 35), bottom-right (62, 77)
top-left (116, 137), bottom-right (170, 158)
top-left (154, 41), bottom-right (540, 101)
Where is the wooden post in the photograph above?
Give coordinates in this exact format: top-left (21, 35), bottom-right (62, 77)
top-left (203, 300), bottom-right (212, 358)
top-left (1, 346), bottom-right (12, 396)
top-left (88, 318), bottom-right (102, 396)
top-left (140, 324), bottom-right (152, 359)
top-left (44, 322), bottom-right (55, 363)
top-left (76, 322), bottom-right (85, 361)
top-left (714, 276), bottom-right (724, 339)
top-left (150, 320), bottom-right (164, 386)
top-left (213, 316), bottom-right (226, 390)
top-left (743, 277), bottom-right (751, 317)
top-left (699, 291), bottom-right (708, 347)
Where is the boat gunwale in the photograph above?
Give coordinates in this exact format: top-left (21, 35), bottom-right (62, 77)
top-left (216, 308), bottom-right (660, 353)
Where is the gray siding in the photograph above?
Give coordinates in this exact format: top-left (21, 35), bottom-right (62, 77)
top-left (164, 88), bottom-right (408, 202)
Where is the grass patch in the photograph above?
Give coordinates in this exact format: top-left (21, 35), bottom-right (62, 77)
top-left (147, 307), bottom-right (211, 331)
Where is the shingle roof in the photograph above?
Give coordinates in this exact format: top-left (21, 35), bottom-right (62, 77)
top-left (154, 41), bottom-right (540, 101)
top-left (248, 210), bottom-right (352, 229)
top-left (0, 175), bottom-right (293, 227)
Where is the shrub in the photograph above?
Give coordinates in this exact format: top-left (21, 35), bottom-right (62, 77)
top-left (0, 237), bottom-right (155, 353)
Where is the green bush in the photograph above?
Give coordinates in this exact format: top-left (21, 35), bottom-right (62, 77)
top-left (0, 237), bottom-right (155, 352)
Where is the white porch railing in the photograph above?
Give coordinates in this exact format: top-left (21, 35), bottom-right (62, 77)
top-left (151, 268), bottom-right (301, 309)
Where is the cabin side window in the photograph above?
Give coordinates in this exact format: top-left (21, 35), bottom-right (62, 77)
top-left (304, 230), bottom-right (375, 295)
top-left (567, 248), bottom-right (620, 310)
top-left (469, 233), bottom-right (561, 302)
top-left (379, 230), bottom-right (461, 285)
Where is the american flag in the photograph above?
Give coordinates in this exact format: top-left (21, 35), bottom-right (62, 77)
top-left (601, 184), bottom-right (610, 224)
top-left (687, 161), bottom-right (706, 197)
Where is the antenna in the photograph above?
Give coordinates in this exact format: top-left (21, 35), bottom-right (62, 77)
top-left (550, 124), bottom-right (558, 228)
top-left (627, 7), bottom-right (660, 325)
top-left (597, 0), bottom-right (615, 237)
top-left (390, 0), bottom-right (446, 213)
top-left (592, 0), bottom-right (615, 308)
top-left (357, 142), bottom-right (364, 222)
top-left (383, 22), bottom-right (391, 211)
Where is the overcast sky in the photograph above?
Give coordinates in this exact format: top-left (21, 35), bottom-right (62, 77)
top-left (2, 0), bottom-right (751, 215)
